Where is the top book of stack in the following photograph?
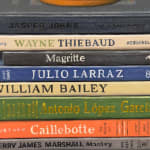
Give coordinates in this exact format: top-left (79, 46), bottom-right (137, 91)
top-left (0, 0), bottom-right (150, 34)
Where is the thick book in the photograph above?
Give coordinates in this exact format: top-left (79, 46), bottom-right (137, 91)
top-left (1, 35), bottom-right (150, 50)
top-left (0, 138), bottom-right (149, 150)
top-left (1, 82), bottom-right (150, 96)
top-left (4, 50), bottom-right (150, 66)
top-left (1, 66), bottom-right (150, 82)
top-left (0, 119), bottom-right (150, 138)
top-left (0, 96), bottom-right (150, 120)
top-left (0, 0), bottom-right (150, 34)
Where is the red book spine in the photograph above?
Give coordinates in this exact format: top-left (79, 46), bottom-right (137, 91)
top-left (0, 120), bottom-right (149, 138)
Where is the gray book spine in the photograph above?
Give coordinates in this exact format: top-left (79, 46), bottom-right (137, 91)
top-left (3, 50), bottom-right (150, 66)
top-left (1, 16), bottom-right (150, 34)
top-left (0, 138), bottom-right (150, 150)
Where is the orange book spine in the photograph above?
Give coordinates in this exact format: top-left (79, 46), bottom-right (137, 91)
top-left (0, 120), bottom-right (150, 138)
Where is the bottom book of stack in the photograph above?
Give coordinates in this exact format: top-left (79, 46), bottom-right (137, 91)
top-left (0, 138), bottom-right (150, 150)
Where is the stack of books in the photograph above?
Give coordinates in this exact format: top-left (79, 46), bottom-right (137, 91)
top-left (0, 0), bottom-right (150, 150)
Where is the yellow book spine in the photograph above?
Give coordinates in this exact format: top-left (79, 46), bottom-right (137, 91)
top-left (0, 34), bottom-right (150, 50)
top-left (0, 82), bottom-right (150, 96)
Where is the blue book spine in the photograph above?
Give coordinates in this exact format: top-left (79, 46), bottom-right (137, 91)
top-left (0, 66), bottom-right (150, 82)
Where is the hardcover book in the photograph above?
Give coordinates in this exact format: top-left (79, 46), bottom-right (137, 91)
top-left (4, 51), bottom-right (150, 66)
top-left (0, 82), bottom-right (150, 96)
top-left (0, 66), bottom-right (150, 82)
top-left (0, 35), bottom-right (150, 50)
top-left (0, 138), bottom-right (149, 150)
top-left (0, 119), bottom-right (150, 138)
top-left (0, 96), bottom-right (150, 120)
top-left (0, 0), bottom-right (149, 34)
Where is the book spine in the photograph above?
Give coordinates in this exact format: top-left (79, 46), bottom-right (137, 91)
top-left (1, 119), bottom-right (150, 138)
top-left (0, 66), bottom-right (150, 82)
top-left (0, 138), bottom-right (149, 150)
top-left (4, 50), bottom-right (150, 66)
top-left (0, 82), bottom-right (150, 96)
top-left (0, 96), bottom-right (150, 120)
top-left (0, 16), bottom-right (150, 34)
top-left (0, 35), bottom-right (150, 50)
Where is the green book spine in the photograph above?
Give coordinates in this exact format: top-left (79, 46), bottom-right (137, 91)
top-left (1, 96), bottom-right (150, 120)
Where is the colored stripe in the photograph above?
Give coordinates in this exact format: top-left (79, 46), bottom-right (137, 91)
top-left (0, 66), bottom-right (150, 82)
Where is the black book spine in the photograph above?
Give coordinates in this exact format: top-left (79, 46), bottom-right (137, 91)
top-left (0, 15), bottom-right (150, 34)
top-left (3, 50), bottom-right (150, 66)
